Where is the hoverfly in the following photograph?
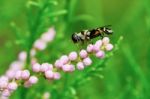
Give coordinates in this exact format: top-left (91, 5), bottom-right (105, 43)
top-left (72, 25), bottom-right (113, 43)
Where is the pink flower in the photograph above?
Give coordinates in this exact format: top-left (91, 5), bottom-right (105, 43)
top-left (62, 64), bottom-right (75, 72)
top-left (105, 44), bottom-right (114, 51)
top-left (60, 55), bottom-right (69, 64)
top-left (102, 37), bottom-right (110, 45)
top-left (15, 70), bottom-right (22, 80)
top-left (87, 44), bottom-right (94, 52)
top-left (77, 62), bottom-right (84, 70)
top-left (21, 70), bottom-right (30, 80)
top-left (40, 63), bottom-right (49, 72)
top-left (7, 82), bottom-right (18, 91)
top-left (53, 72), bottom-right (61, 80)
top-left (32, 63), bottom-right (41, 73)
top-left (83, 57), bottom-right (92, 66)
top-left (45, 70), bottom-right (54, 79)
top-left (24, 81), bottom-right (32, 88)
top-left (95, 50), bottom-right (105, 58)
top-left (0, 81), bottom-right (8, 89)
top-left (79, 50), bottom-right (88, 58)
top-left (28, 76), bottom-right (38, 84)
top-left (18, 51), bottom-right (27, 62)
top-left (41, 27), bottom-right (56, 42)
top-left (54, 60), bottom-right (63, 68)
top-left (68, 51), bottom-right (78, 61)
top-left (34, 39), bottom-right (47, 50)
top-left (2, 89), bottom-right (11, 97)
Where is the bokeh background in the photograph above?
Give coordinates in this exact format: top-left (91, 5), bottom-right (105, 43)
top-left (0, 0), bottom-right (150, 99)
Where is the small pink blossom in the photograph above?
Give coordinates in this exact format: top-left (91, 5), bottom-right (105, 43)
top-left (34, 39), bottom-right (47, 50)
top-left (2, 89), bottom-right (11, 97)
top-left (0, 81), bottom-right (8, 89)
top-left (54, 60), bottom-right (63, 68)
top-left (53, 72), bottom-right (61, 80)
top-left (7, 82), bottom-right (18, 91)
top-left (32, 63), bottom-right (41, 73)
top-left (62, 64), bottom-right (75, 72)
top-left (60, 55), bottom-right (69, 64)
top-left (28, 76), bottom-right (38, 84)
top-left (18, 51), bottom-right (27, 62)
top-left (77, 62), bottom-right (84, 70)
top-left (79, 49), bottom-right (88, 58)
top-left (40, 63), bottom-right (49, 72)
top-left (21, 70), bottom-right (30, 80)
top-left (105, 44), bottom-right (114, 51)
top-left (83, 57), bottom-right (92, 66)
top-left (102, 37), bottom-right (110, 45)
top-left (45, 70), bottom-right (54, 79)
top-left (15, 70), bottom-right (22, 80)
top-left (87, 44), bottom-right (94, 52)
top-left (68, 51), bottom-right (78, 61)
top-left (95, 50), bottom-right (105, 58)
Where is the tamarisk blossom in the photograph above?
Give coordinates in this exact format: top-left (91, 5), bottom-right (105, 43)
top-left (33, 27), bottom-right (56, 51)
top-left (0, 36), bottom-right (113, 98)
top-left (0, 27), bottom-right (56, 98)
top-left (54, 37), bottom-right (113, 71)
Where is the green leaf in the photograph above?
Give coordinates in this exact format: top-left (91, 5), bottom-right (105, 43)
top-left (48, 10), bottom-right (68, 17)
top-left (69, 87), bottom-right (76, 95)
top-left (26, 1), bottom-right (41, 8)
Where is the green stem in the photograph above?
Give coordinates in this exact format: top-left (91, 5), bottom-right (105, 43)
top-left (26, 1), bottom-right (48, 67)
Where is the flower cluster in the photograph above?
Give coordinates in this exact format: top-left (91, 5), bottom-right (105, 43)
top-left (0, 27), bottom-right (56, 98)
top-left (0, 25), bottom-right (114, 98)
top-left (0, 70), bottom-right (38, 97)
top-left (54, 37), bottom-right (113, 72)
top-left (33, 27), bottom-right (56, 51)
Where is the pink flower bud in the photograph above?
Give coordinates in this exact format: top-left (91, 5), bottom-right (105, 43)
top-left (95, 50), bottom-right (105, 58)
top-left (45, 70), bottom-right (54, 79)
top-left (54, 60), bottom-right (63, 68)
top-left (24, 81), bottom-right (31, 88)
top-left (105, 44), bottom-right (114, 51)
top-left (2, 89), bottom-right (11, 97)
top-left (6, 70), bottom-right (15, 80)
top-left (79, 50), bottom-right (88, 58)
top-left (47, 64), bottom-right (53, 70)
top-left (68, 51), bottom-right (78, 61)
top-left (40, 63), bottom-right (49, 72)
top-left (32, 63), bottom-right (41, 73)
top-left (77, 62), bottom-right (84, 70)
top-left (93, 44), bottom-right (100, 52)
top-left (60, 55), bottom-right (69, 64)
top-left (0, 81), bottom-right (8, 89)
top-left (31, 58), bottom-right (37, 65)
top-left (28, 76), bottom-right (38, 84)
top-left (87, 44), bottom-right (94, 52)
top-left (0, 76), bottom-right (8, 82)
top-left (15, 70), bottom-right (22, 80)
top-left (83, 57), bottom-right (92, 66)
top-left (7, 82), bottom-right (18, 91)
top-left (30, 49), bottom-right (36, 57)
top-left (53, 72), bottom-right (61, 80)
top-left (102, 37), bottom-right (110, 45)
top-left (41, 27), bottom-right (56, 42)
top-left (95, 40), bottom-right (102, 47)
top-left (62, 64), bottom-right (75, 72)
top-left (18, 51), bottom-right (27, 62)
top-left (21, 70), bottom-right (30, 80)
top-left (34, 39), bottom-right (47, 50)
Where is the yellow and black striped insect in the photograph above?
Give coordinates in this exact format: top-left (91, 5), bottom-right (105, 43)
top-left (72, 25), bottom-right (113, 43)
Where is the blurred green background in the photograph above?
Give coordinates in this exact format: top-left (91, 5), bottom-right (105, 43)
top-left (0, 0), bottom-right (150, 99)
